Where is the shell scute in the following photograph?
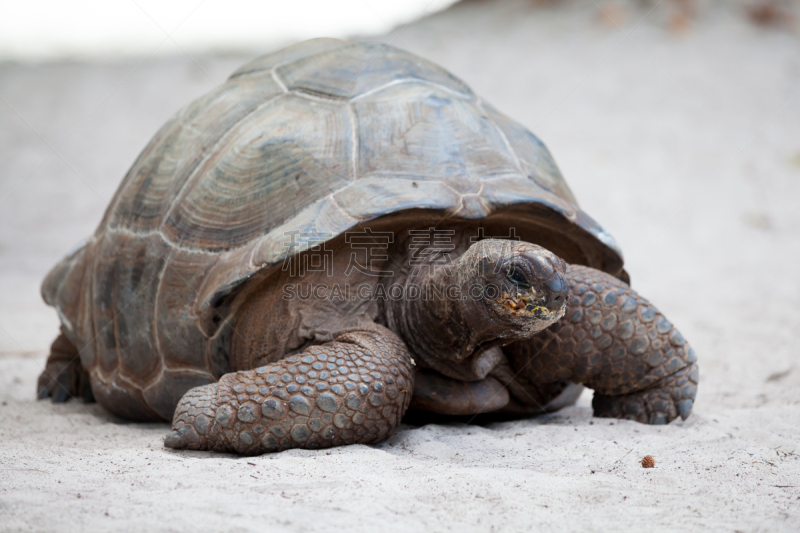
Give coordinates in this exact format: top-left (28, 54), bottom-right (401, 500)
top-left (107, 71), bottom-right (284, 235)
top-left (162, 93), bottom-right (352, 252)
top-left (276, 41), bottom-right (473, 100)
top-left (352, 83), bottom-right (518, 186)
top-left (157, 250), bottom-right (220, 372)
top-left (480, 101), bottom-right (578, 205)
top-left (229, 38), bottom-right (347, 80)
top-left (91, 233), bottom-right (167, 384)
top-left (333, 178), bottom-right (459, 221)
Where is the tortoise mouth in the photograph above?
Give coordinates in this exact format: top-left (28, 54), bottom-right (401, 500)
top-left (500, 287), bottom-right (566, 326)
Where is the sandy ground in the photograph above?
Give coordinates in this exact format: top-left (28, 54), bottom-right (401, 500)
top-left (2, 0), bottom-right (800, 531)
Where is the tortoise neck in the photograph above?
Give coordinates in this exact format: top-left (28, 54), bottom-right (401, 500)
top-left (387, 256), bottom-right (504, 381)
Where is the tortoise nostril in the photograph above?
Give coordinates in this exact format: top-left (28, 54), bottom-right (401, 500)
top-left (546, 293), bottom-right (567, 311)
top-left (544, 275), bottom-right (569, 311)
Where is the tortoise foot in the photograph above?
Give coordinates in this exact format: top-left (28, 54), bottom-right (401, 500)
top-left (504, 265), bottom-right (699, 424)
top-left (37, 333), bottom-right (93, 403)
top-left (592, 362), bottom-right (698, 424)
top-left (165, 324), bottom-right (414, 455)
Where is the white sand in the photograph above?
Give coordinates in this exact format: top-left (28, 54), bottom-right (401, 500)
top-left (1, 1), bottom-right (799, 530)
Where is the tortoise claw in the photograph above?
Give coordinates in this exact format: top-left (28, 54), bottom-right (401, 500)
top-left (37, 386), bottom-right (50, 400)
top-left (592, 363), bottom-right (698, 424)
top-left (678, 399), bottom-right (694, 420)
top-left (52, 384), bottom-right (70, 403)
top-left (164, 431), bottom-right (186, 450)
top-left (82, 384), bottom-right (95, 403)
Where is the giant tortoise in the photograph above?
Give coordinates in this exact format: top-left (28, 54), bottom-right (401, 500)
top-left (38, 39), bottom-right (698, 454)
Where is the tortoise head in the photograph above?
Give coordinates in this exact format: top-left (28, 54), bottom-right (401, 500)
top-left (456, 239), bottom-right (569, 338)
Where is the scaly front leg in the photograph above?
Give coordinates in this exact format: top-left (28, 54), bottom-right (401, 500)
top-left (502, 265), bottom-right (698, 424)
top-left (164, 324), bottom-right (414, 454)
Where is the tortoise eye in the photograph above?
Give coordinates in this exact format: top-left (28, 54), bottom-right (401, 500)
top-left (507, 268), bottom-right (530, 287)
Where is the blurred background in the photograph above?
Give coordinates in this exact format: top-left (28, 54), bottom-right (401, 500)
top-left (1, 0), bottom-right (799, 404)
top-left (0, 0), bottom-right (459, 61)
top-left (1, 0), bottom-right (796, 62)
top-left (2, 1), bottom-right (800, 529)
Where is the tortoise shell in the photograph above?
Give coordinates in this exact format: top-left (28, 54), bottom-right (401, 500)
top-left (42, 39), bottom-right (625, 420)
